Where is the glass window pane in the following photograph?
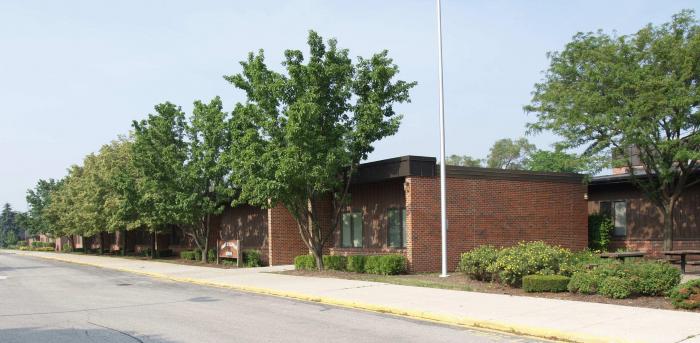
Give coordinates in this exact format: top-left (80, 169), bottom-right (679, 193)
top-left (401, 209), bottom-right (407, 248)
top-left (613, 201), bottom-right (626, 236)
top-left (342, 213), bottom-right (352, 247)
top-left (352, 212), bottom-right (363, 248)
top-left (388, 209), bottom-right (399, 248)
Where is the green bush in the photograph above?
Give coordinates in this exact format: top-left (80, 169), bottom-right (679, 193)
top-left (62, 243), bottom-right (73, 252)
top-left (599, 276), bottom-right (634, 299)
top-left (156, 249), bottom-right (173, 258)
top-left (457, 245), bottom-right (499, 281)
top-left (379, 255), bottom-right (407, 275)
top-left (17, 240), bottom-right (28, 247)
top-left (34, 247), bottom-right (55, 252)
top-left (488, 241), bottom-right (572, 286)
top-left (322, 255), bottom-right (347, 271)
top-left (522, 275), bottom-right (571, 293)
top-left (632, 261), bottom-right (681, 296)
top-left (588, 214), bottom-right (613, 252)
top-left (72, 247), bottom-right (85, 253)
top-left (207, 249), bottom-right (216, 263)
top-left (32, 241), bottom-right (54, 248)
top-left (193, 249), bottom-right (202, 261)
top-left (364, 256), bottom-right (382, 274)
top-left (568, 260), bottom-right (680, 298)
top-left (243, 249), bottom-right (262, 267)
top-left (180, 250), bottom-right (196, 260)
top-left (294, 255), bottom-right (316, 270)
top-left (346, 255), bottom-right (367, 273)
top-left (567, 270), bottom-right (601, 294)
top-left (669, 279), bottom-right (700, 310)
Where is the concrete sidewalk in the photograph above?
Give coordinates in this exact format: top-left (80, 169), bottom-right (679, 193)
top-left (4, 250), bottom-right (699, 343)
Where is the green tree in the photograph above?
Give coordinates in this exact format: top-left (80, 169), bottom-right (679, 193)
top-left (226, 31), bottom-right (415, 269)
top-left (0, 203), bottom-right (20, 247)
top-left (486, 138), bottom-right (536, 169)
top-left (25, 179), bottom-right (62, 237)
top-left (525, 10), bottom-right (700, 250)
top-left (46, 167), bottom-right (86, 248)
top-left (132, 98), bottom-right (232, 262)
top-left (446, 154), bottom-right (483, 167)
top-left (525, 149), bottom-right (591, 173)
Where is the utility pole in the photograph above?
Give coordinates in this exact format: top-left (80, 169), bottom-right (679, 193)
top-left (436, 0), bottom-right (448, 278)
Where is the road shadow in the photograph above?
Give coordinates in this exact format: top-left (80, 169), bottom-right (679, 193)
top-left (0, 326), bottom-right (179, 343)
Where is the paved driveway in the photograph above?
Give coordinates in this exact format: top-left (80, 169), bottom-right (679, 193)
top-left (0, 252), bottom-right (539, 343)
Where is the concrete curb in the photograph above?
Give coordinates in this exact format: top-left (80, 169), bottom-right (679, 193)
top-left (8, 251), bottom-right (637, 343)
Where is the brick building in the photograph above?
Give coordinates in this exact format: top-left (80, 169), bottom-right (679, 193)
top-left (63, 156), bottom-right (589, 273)
top-left (587, 172), bottom-right (700, 256)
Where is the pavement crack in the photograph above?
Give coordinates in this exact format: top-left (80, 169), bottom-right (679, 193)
top-left (674, 333), bottom-right (700, 343)
top-left (334, 284), bottom-right (380, 291)
top-left (88, 321), bottom-right (144, 343)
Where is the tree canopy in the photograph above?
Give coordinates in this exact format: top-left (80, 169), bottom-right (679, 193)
top-left (226, 30), bottom-right (415, 269)
top-left (526, 10), bottom-right (700, 249)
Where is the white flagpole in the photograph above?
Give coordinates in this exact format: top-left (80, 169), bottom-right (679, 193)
top-left (436, 0), bottom-right (448, 278)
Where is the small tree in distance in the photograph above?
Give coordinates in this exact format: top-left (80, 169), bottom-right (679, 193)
top-left (226, 31), bottom-right (416, 270)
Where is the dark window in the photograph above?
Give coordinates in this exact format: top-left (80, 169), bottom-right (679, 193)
top-left (613, 201), bottom-right (627, 237)
top-left (341, 212), bottom-right (363, 248)
top-left (599, 201), bottom-right (612, 218)
top-left (387, 208), bottom-right (407, 248)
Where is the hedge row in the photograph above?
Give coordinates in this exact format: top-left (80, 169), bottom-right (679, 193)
top-left (458, 242), bottom-right (681, 300)
top-left (294, 254), bottom-right (407, 275)
top-left (179, 249), bottom-right (262, 267)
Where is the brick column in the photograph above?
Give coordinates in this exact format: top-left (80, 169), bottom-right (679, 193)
top-left (267, 204), bottom-right (308, 265)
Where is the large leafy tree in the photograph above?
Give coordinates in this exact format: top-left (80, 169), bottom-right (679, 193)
top-left (226, 31), bottom-right (415, 269)
top-left (525, 10), bottom-right (700, 250)
top-left (132, 99), bottom-right (231, 262)
top-left (46, 167), bottom-right (86, 248)
top-left (25, 179), bottom-right (62, 237)
top-left (525, 149), bottom-right (591, 173)
top-left (486, 138), bottom-right (536, 169)
top-left (446, 154), bottom-right (483, 167)
top-left (0, 203), bottom-right (21, 247)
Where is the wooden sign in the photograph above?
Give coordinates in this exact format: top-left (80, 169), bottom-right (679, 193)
top-left (217, 239), bottom-right (241, 266)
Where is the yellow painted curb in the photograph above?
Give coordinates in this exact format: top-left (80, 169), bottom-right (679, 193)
top-left (7, 251), bottom-right (640, 343)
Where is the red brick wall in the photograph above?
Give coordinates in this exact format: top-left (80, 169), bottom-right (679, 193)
top-left (406, 176), bottom-right (588, 272)
top-left (588, 182), bottom-right (700, 256)
top-left (267, 204), bottom-right (308, 265)
top-left (329, 180), bottom-right (407, 256)
top-left (217, 205), bottom-right (269, 265)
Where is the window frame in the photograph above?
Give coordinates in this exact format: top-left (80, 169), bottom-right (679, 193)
top-left (612, 200), bottom-right (627, 237)
top-left (387, 207), bottom-right (407, 249)
top-left (340, 211), bottom-right (364, 248)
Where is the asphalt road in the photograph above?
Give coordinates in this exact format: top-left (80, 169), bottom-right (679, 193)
top-left (0, 252), bottom-right (543, 343)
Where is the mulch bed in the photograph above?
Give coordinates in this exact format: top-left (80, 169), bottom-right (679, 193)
top-left (280, 269), bottom-right (700, 312)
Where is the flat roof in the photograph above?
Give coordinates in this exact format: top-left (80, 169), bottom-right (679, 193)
top-left (353, 156), bottom-right (584, 184)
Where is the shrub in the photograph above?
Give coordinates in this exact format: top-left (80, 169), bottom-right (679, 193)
top-left (180, 251), bottom-right (196, 260)
top-left (669, 279), bottom-right (700, 310)
top-left (193, 249), bottom-right (202, 261)
top-left (243, 249), bottom-right (262, 267)
top-left (32, 241), bottom-right (54, 248)
top-left (599, 276), bottom-right (634, 299)
top-left (632, 261), bottom-right (680, 296)
top-left (72, 247), bottom-right (85, 253)
top-left (294, 255), bottom-right (316, 270)
top-left (458, 245), bottom-right (499, 281)
top-left (588, 214), bottom-right (613, 252)
top-left (522, 275), bottom-right (571, 293)
top-left (379, 255), bottom-right (407, 275)
top-left (364, 256), bottom-right (382, 274)
top-left (347, 255), bottom-right (367, 273)
top-left (34, 247), bottom-right (55, 252)
top-left (489, 241), bottom-right (572, 286)
top-left (567, 271), bottom-right (601, 294)
top-left (322, 255), bottom-right (347, 271)
top-left (62, 244), bottom-right (72, 253)
top-left (568, 260), bottom-right (680, 298)
top-left (156, 249), bottom-right (173, 258)
top-left (207, 249), bottom-right (216, 263)
top-left (17, 241), bottom-right (28, 247)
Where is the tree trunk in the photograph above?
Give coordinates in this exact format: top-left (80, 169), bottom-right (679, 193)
top-left (121, 229), bottom-right (126, 256)
top-left (151, 231), bottom-right (157, 259)
top-left (313, 245), bottom-right (324, 271)
top-left (662, 204), bottom-right (674, 251)
top-left (68, 236), bottom-right (75, 250)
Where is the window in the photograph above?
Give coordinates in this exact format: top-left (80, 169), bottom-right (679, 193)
top-left (341, 212), bottom-right (363, 248)
top-left (613, 201), bottom-right (627, 237)
top-left (387, 208), bottom-right (407, 248)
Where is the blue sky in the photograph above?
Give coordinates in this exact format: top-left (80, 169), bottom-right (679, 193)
top-left (1, 0), bottom-right (698, 211)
